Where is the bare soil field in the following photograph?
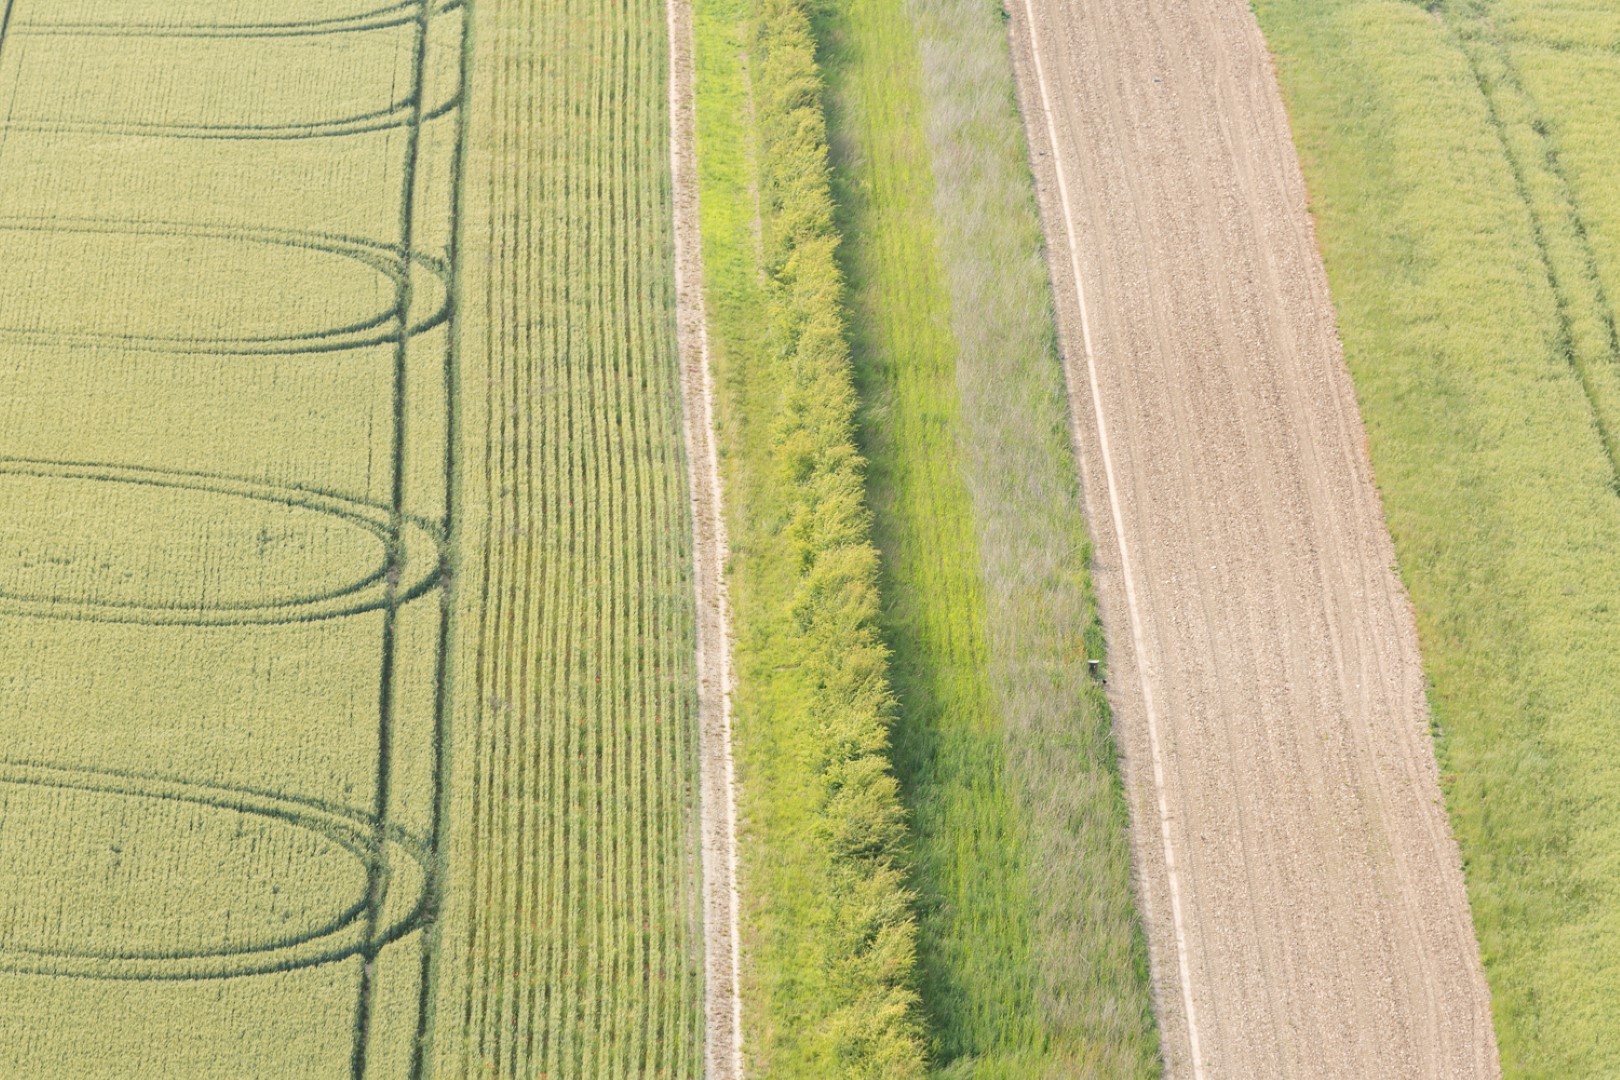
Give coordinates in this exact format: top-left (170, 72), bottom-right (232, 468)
top-left (1006, 0), bottom-right (1501, 1074)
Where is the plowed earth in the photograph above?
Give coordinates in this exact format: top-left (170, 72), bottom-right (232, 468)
top-left (1006, 1), bottom-right (1501, 1075)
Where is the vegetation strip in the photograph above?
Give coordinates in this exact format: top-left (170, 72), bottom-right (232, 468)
top-left (1255, 0), bottom-right (1620, 1071)
top-left (915, 0), bottom-right (1159, 1070)
top-left (438, 0), bottom-right (706, 1074)
top-left (815, 0), bottom-right (1161, 1071)
top-left (665, 0), bottom-right (745, 1068)
top-left (691, 0), bottom-right (929, 1071)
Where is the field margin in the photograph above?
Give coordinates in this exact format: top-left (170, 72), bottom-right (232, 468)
top-left (690, 0), bottom-right (930, 1071)
top-left (666, 0), bottom-right (745, 1071)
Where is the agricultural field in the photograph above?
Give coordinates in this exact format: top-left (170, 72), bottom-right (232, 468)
top-left (0, 0), bottom-right (707, 1075)
top-left (1256, 0), bottom-right (1620, 1072)
top-left (434, 0), bottom-right (708, 1074)
top-left (13, 0), bottom-right (1613, 1073)
top-left (0, 1), bottom-right (466, 1073)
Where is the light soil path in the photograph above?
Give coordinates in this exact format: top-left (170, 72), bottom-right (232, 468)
top-left (666, 0), bottom-right (745, 1075)
top-left (1006, 1), bottom-right (1501, 1075)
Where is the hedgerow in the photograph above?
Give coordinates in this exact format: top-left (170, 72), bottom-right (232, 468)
top-left (755, 0), bottom-right (928, 1071)
top-left (693, 0), bottom-right (928, 1071)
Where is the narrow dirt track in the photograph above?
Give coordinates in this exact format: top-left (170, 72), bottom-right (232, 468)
top-left (666, 0), bottom-right (744, 1074)
top-left (1006, 1), bottom-right (1500, 1075)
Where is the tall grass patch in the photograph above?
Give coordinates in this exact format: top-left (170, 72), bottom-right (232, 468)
top-left (816, 0), bottom-right (1159, 1072)
top-left (691, 0), bottom-right (929, 1073)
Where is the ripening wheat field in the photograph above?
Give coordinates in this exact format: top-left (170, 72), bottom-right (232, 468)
top-left (0, 0), bottom-right (703, 1075)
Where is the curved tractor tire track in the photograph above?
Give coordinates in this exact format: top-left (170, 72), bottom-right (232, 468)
top-left (1006, 0), bottom-right (1500, 1075)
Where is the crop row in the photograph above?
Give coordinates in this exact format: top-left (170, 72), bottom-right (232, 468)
top-left (437, 0), bottom-right (706, 1075)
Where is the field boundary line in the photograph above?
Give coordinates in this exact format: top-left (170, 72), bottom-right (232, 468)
top-left (409, 0), bottom-right (473, 1073)
top-left (1011, 2), bottom-right (1205, 1074)
top-left (667, 0), bottom-right (745, 1073)
top-left (352, 0), bottom-right (437, 1073)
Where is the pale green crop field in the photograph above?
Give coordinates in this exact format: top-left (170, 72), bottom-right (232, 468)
top-left (0, 1), bottom-right (704, 1076)
top-left (1256, 0), bottom-right (1620, 1072)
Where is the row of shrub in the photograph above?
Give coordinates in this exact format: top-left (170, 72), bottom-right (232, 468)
top-left (744, 0), bottom-right (929, 1072)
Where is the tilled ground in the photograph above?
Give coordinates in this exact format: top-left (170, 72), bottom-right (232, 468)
top-left (1006, 0), bottom-right (1501, 1074)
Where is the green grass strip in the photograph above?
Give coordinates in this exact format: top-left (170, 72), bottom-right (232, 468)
top-left (817, 0), bottom-right (1158, 1073)
top-left (692, 0), bottom-right (929, 1073)
top-left (1255, 2), bottom-right (1620, 1074)
top-left (816, 0), bottom-right (1025, 1064)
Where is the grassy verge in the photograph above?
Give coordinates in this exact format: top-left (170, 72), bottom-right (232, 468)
top-left (691, 0), bottom-right (928, 1073)
top-left (1254, 2), bottom-right (1620, 1073)
top-left (817, 0), bottom-right (1159, 1074)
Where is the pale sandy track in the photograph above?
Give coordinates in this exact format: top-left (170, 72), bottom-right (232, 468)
top-left (666, 0), bottom-right (745, 1074)
top-left (1006, 0), bottom-right (1501, 1075)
